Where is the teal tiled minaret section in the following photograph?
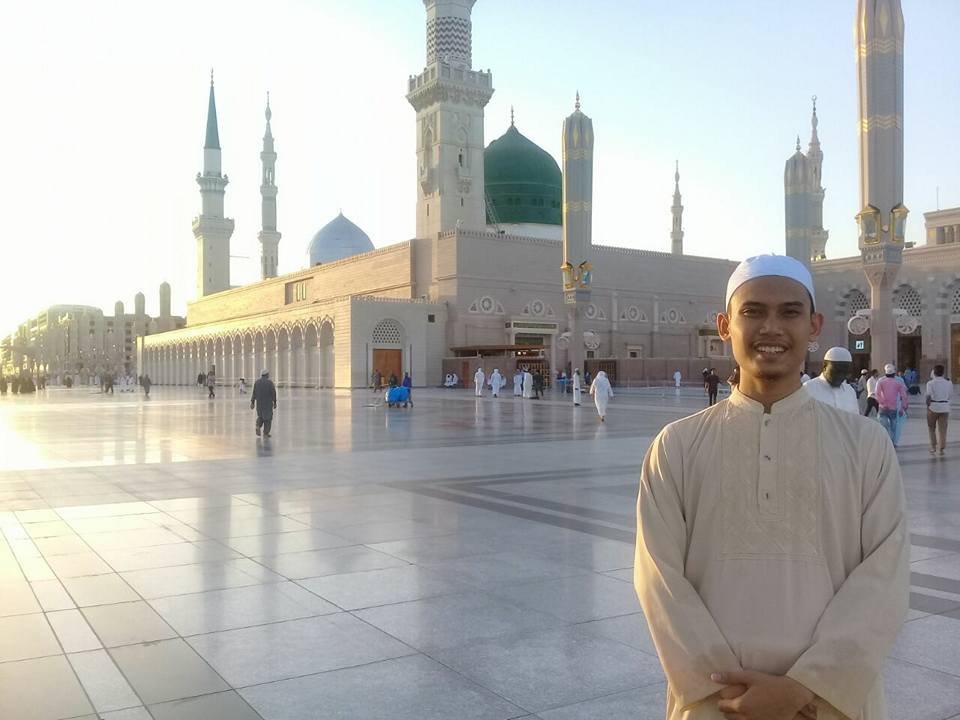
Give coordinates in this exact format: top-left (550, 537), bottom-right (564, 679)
top-left (193, 72), bottom-right (235, 298)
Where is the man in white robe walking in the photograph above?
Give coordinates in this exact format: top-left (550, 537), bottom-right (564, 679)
top-left (634, 254), bottom-right (908, 720)
top-left (513, 369), bottom-right (523, 397)
top-left (474, 367), bottom-right (485, 397)
top-left (488, 368), bottom-right (505, 398)
top-left (522, 368), bottom-right (534, 399)
top-left (571, 368), bottom-right (583, 406)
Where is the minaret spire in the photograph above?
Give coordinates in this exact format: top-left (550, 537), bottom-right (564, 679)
top-left (193, 71), bottom-right (234, 297)
top-left (258, 92), bottom-right (280, 280)
top-left (671, 161), bottom-right (684, 255)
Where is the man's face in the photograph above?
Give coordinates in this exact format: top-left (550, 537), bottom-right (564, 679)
top-left (718, 276), bottom-right (823, 385)
top-left (822, 361), bottom-right (851, 387)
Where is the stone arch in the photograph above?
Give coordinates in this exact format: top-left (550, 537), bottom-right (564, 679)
top-left (837, 287), bottom-right (870, 321)
top-left (289, 324), bottom-right (304, 387)
top-left (319, 318), bottom-right (335, 388)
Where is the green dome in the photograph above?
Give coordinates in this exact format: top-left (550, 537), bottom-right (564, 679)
top-left (484, 124), bottom-right (562, 226)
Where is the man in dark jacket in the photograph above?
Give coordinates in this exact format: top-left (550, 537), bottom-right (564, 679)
top-left (251, 369), bottom-right (277, 437)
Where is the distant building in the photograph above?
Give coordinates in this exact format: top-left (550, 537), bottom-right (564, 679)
top-left (1, 284), bottom-right (184, 379)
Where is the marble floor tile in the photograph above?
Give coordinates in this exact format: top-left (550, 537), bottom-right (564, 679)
top-left (223, 528), bottom-right (352, 556)
top-left (423, 550), bottom-right (591, 589)
top-left (98, 539), bottom-right (241, 572)
top-left (82, 600), bottom-right (178, 647)
top-left (0, 655), bottom-right (94, 720)
top-left (0, 612), bottom-right (62, 662)
top-left (430, 625), bottom-right (665, 713)
top-left (31, 577), bottom-right (76, 611)
top-left (32, 533), bottom-right (91, 556)
top-left (488, 574), bottom-right (642, 624)
top-left (149, 690), bottom-right (264, 720)
top-left (891, 613), bottom-right (960, 676)
top-left (148, 581), bottom-right (339, 635)
top-left (68, 648), bottom-right (141, 713)
top-left (575, 612), bottom-right (657, 656)
top-left (61, 573), bottom-right (139, 607)
top-left (537, 684), bottom-right (667, 719)
top-left (46, 550), bottom-right (114, 578)
top-left (98, 708), bottom-right (153, 720)
top-left (47, 608), bottom-right (102, 652)
top-left (119, 558), bottom-right (278, 599)
top-left (186, 613), bottom-right (414, 687)
top-left (297, 564), bottom-right (470, 610)
top-left (242, 654), bottom-right (524, 720)
top-left (255, 545), bottom-right (409, 579)
top-left (109, 638), bottom-right (229, 705)
top-left (0, 578), bottom-right (42, 616)
top-left (883, 656), bottom-right (960, 720)
top-left (354, 591), bottom-right (566, 651)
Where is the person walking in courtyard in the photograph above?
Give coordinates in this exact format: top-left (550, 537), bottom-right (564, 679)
top-left (513, 368), bottom-right (523, 397)
top-left (206, 368), bottom-right (216, 398)
top-left (239, 377), bottom-right (247, 394)
top-left (673, 368), bottom-right (682, 394)
top-left (533, 370), bottom-right (544, 399)
top-left (572, 368), bottom-right (583, 406)
top-left (634, 254), bottom-right (908, 720)
top-left (402, 371), bottom-right (414, 406)
top-left (522, 367), bottom-right (534, 399)
top-left (803, 347), bottom-right (859, 414)
top-left (876, 363), bottom-right (908, 446)
top-left (705, 368), bottom-right (720, 406)
top-left (474, 367), bottom-right (485, 397)
top-left (372, 370), bottom-right (381, 392)
top-left (863, 368), bottom-right (880, 417)
top-left (488, 368), bottom-right (505, 398)
top-left (142, 374), bottom-right (152, 398)
top-left (251, 369), bottom-right (277, 437)
top-left (589, 369), bottom-right (613, 421)
top-left (926, 364), bottom-right (952, 455)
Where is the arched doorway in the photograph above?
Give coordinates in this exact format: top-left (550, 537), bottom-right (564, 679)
top-left (289, 325), bottom-right (304, 387)
top-left (894, 284), bottom-right (923, 371)
top-left (304, 323), bottom-right (318, 388)
top-left (842, 289), bottom-right (871, 374)
top-left (950, 283), bottom-right (960, 381)
top-left (371, 319), bottom-right (403, 387)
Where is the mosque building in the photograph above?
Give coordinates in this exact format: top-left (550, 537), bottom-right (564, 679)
top-left (140, 0), bottom-right (960, 387)
top-left (139, 0), bottom-right (735, 389)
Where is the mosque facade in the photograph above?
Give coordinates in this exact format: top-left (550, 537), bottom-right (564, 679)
top-left (140, 0), bottom-right (960, 388)
top-left (139, 0), bottom-right (735, 389)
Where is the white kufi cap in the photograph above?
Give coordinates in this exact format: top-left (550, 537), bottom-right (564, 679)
top-left (725, 254), bottom-right (816, 310)
top-left (824, 346), bottom-right (852, 362)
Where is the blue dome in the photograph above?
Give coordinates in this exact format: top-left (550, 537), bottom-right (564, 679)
top-left (308, 212), bottom-right (374, 265)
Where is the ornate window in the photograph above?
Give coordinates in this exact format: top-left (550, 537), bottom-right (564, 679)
top-left (894, 285), bottom-right (922, 318)
top-left (371, 320), bottom-right (402, 346)
top-left (952, 285), bottom-right (960, 315)
top-left (845, 290), bottom-right (869, 318)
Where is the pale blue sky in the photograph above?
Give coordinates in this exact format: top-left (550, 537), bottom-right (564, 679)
top-left (2, 0), bottom-right (958, 335)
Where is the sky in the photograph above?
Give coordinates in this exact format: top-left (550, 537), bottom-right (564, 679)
top-left (2, 0), bottom-right (958, 336)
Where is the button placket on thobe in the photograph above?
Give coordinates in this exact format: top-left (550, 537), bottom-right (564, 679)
top-left (757, 414), bottom-right (779, 517)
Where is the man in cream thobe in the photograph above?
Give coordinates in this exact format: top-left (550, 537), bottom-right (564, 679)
top-left (474, 368), bottom-right (485, 397)
top-left (635, 254), bottom-right (908, 720)
top-left (572, 369), bottom-right (583, 406)
top-left (513, 370), bottom-right (523, 397)
top-left (522, 369), bottom-right (534, 399)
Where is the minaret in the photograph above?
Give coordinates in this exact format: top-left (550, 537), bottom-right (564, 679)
top-left (560, 93), bottom-right (594, 375)
top-left (670, 161), bottom-right (684, 255)
top-left (407, 0), bottom-right (494, 238)
top-left (192, 71), bottom-right (235, 297)
top-left (258, 93), bottom-right (280, 280)
top-left (807, 97), bottom-right (829, 261)
top-left (856, 0), bottom-right (906, 369)
top-left (159, 282), bottom-right (171, 319)
top-left (784, 135), bottom-right (812, 267)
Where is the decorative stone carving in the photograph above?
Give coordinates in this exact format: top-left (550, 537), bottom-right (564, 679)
top-left (468, 296), bottom-right (504, 315)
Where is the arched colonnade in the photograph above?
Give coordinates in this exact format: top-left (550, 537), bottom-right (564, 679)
top-left (141, 319), bottom-right (336, 388)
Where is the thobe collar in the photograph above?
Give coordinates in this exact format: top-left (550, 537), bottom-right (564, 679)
top-left (728, 386), bottom-right (813, 416)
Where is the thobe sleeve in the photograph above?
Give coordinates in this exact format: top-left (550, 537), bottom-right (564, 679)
top-left (786, 426), bottom-right (909, 719)
top-left (634, 427), bottom-right (741, 709)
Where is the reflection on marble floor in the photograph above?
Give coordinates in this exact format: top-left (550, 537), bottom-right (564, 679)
top-left (0, 387), bottom-right (959, 719)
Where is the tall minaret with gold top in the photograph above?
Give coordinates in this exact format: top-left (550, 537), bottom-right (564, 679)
top-left (855, 0), bottom-right (906, 369)
top-left (560, 93), bottom-right (594, 374)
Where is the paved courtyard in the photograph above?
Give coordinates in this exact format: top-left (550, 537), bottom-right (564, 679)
top-left (1, 385), bottom-right (959, 720)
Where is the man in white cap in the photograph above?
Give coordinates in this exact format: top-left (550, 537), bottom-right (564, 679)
top-left (804, 347), bottom-right (859, 414)
top-left (634, 255), bottom-right (907, 720)
top-left (876, 363), bottom-right (908, 446)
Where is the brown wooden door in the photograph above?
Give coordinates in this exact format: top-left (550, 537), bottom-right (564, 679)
top-left (372, 349), bottom-right (402, 386)
top-left (951, 324), bottom-right (960, 381)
